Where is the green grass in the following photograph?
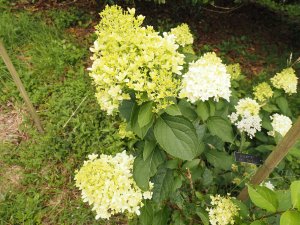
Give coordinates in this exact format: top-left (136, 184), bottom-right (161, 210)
top-left (0, 7), bottom-right (129, 224)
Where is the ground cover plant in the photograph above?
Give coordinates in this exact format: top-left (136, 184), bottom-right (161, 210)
top-left (0, 0), bottom-right (300, 224)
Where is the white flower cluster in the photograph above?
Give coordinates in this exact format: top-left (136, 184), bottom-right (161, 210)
top-left (179, 52), bottom-right (231, 103)
top-left (207, 194), bottom-right (239, 225)
top-left (261, 181), bottom-right (275, 190)
top-left (229, 98), bottom-right (262, 139)
top-left (74, 151), bottom-right (153, 220)
top-left (267, 113), bottom-right (292, 137)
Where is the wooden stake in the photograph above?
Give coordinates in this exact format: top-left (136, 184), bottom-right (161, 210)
top-left (238, 116), bottom-right (300, 201)
top-left (0, 40), bottom-right (44, 133)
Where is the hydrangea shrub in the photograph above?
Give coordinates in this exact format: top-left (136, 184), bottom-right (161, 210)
top-left (76, 5), bottom-right (300, 224)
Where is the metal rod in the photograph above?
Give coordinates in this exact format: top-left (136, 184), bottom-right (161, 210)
top-left (238, 116), bottom-right (300, 201)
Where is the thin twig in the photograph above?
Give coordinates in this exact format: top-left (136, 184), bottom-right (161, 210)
top-left (62, 95), bottom-right (88, 129)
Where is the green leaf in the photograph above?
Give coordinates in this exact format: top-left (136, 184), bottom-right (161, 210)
top-left (208, 101), bottom-right (216, 116)
top-left (153, 207), bottom-right (170, 225)
top-left (133, 149), bottom-right (164, 190)
top-left (165, 104), bottom-right (182, 116)
top-left (196, 208), bottom-right (209, 225)
top-left (138, 102), bottom-right (154, 128)
top-left (280, 211), bottom-right (300, 225)
top-left (202, 168), bottom-right (213, 186)
top-left (196, 101), bottom-right (209, 121)
top-left (131, 105), bottom-right (153, 138)
top-left (291, 181), bottom-right (300, 210)
top-left (154, 114), bottom-right (203, 160)
top-left (152, 166), bottom-right (174, 202)
top-left (262, 104), bottom-right (279, 113)
top-left (172, 176), bottom-right (183, 192)
top-left (119, 100), bottom-right (135, 121)
top-left (207, 116), bottom-right (234, 143)
top-left (182, 159), bottom-right (200, 169)
top-left (261, 116), bottom-right (273, 131)
top-left (276, 190), bottom-right (292, 211)
top-left (276, 96), bottom-right (291, 116)
top-left (205, 149), bottom-right (233, 170)
top-left (139, 201), bottom-right (153, 225)
top-left (178, 99), bottom-right (197, 121)
top-left (248, 185), bottom-right (278, 212)
top-left (231, 199), bottom-right (249, 219)
top-left (194, 123), bottom-right (206, 141)
top-left (143, 140), bottom-right (156, 161)
top-left (205, 135), bottom-right (224, 150)
top-left (166, 159), bottom-right (179, 169)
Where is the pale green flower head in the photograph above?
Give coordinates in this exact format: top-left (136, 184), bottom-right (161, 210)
top-left (271, 67), bottom-right (298, 94)
top-left (89, 5), bottom-right (185, 115)
top-left (253, 82), bottom-right (273, 102)
top-left (207, 194), bottom-right (239, 225)
top-left (170, 23), bottom-right (194, 47)
top-left (226, 63), bottom-right (241, 80)
top-left (75, 151), bottom-right (153, 220)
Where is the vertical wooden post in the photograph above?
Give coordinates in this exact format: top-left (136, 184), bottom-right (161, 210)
top-left (238, 116), bottom-right (300, 201)
top-left (0, 41), bottom-right (44, 133)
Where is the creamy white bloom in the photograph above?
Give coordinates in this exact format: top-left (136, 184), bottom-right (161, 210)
top-left (235, 98), bottom-right (260, 116)
top-left (268, 113), bottom-right (292, 137)
top-left (75, 151), bottom-right (153, 220)
top-left (261, 181), bottom-right (275, 190)
top-left (229, 98), bottom-right (262, 138)
top-left (179, 52), bottom-right (231, 102)
top-left (207, 194), bottom-right (239, 225)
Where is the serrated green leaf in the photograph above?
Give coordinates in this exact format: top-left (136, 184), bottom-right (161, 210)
top-left (153, 207), bottom-right (170, 225)
top-left (231, 199), bottom-right (249, 219)
top-left (208, 101), bottom-right (216, 116)
top-left (202, 168), bottom-right (213, 186)
top-left (133, 149), bottom-right (164, 190)
top-left (131, 105), bottom-right (153, 138)
top-left (165, 104), bottom-right (182, 116)
top-left (205, 149), bottom-right (233, 170)
top-left (139, 201), bottom-right (153, 225)
top-left (262, 117), bottom-right (273, 131)
top-left (152, 166), bottom-right (174, 202)
top-left (166, 159), bottom-right (179, 169)
top-left (138, 102), bottom-right (154, 128)
top-left (196, 208), bottom-right (209, 225)
top-left (248, 185), bottom-right (278, 212)
top-left (178, 99), bottom-right (197, 121)
top-left (196, 101), bottom-right (209, 121)
top-left (207, 116), bottom-right (234, 143)
top-left (194, 123), bottom-right (206, 141)
top-left (280, 211), bottom-right (300, 225)
top-left (182, 159), bottom-right (200, 169)
top-left (276, 190), bottom-right (292, 211)
top-left (262, 104), bottom-right (279, 113)
top-left (276, 96), bottom-right (291, 116)
top-left (119, 100), bottom-right (135, 121)
top-left (291, 181), bottom-right (300, 210)
top-left (154, 114), bottom-right (203, 160)
top-left (143, 140), bottom-right (156, 160)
